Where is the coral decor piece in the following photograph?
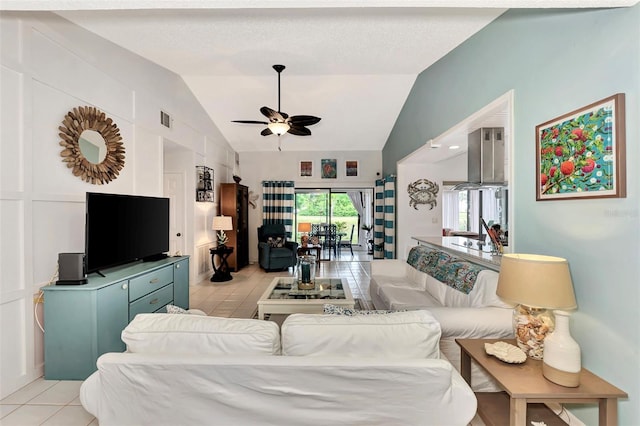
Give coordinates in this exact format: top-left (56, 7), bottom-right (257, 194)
top-left (484, 341), bottom-right (526, 364)
top-left (536, 93), bottom-right (626, 200)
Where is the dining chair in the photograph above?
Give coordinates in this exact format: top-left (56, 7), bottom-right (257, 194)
top-left (322, 224), bottom-right (339, 256)
top-left (338, 224), bottom-right (355, 256)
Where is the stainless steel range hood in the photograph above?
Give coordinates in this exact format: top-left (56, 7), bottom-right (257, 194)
top-left (453, 127), bottom-right (506, 190)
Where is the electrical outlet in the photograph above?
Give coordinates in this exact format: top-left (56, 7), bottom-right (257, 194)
top-left (431, 217), bottom-right (438, 224)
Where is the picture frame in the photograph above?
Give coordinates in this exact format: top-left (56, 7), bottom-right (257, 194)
top-left (300, 161), bottom-right (312, 177)
top-left (536, 93), bottom-right (626, 201)
top-left (346, 160), bottom-right (358, 177)
top-left (321, 159), bottom-right (337, 179)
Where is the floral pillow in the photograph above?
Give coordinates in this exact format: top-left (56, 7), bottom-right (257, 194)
top-left (267, 237), bottom-right (284, 248)
top-left (323, 303), bottom-right (403, 316)
top-left (166, 304), bottom-right (188, 314)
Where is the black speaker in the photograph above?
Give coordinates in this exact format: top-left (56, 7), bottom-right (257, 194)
top-left (56, 253), bottom-right (88, 285)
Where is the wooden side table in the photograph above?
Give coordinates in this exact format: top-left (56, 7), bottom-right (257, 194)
top-left (210, 245), bottom-right (234, 282)
top-left (456, 338), bottom-right (627, 426)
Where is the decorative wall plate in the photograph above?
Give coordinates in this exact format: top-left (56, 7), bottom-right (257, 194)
top-left (59, 106), bottom-right (125, 184)
top-left (407, 179), bottom-right (439, 210)
top-left (484, 341), bottom-right (527, 364)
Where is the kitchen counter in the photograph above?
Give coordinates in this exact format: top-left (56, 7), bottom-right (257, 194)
top-left (411, 236), bottom-right (501, 271)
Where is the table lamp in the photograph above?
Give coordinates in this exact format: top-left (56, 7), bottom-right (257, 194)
top-left (212, 215), bottom-right (233, 247)
top-left (496, 253), bottom-right (580, 386)
top-left (298, 222), bottom-right (312, 246)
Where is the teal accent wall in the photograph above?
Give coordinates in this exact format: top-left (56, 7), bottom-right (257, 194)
top-left (384, 6), bottom-right (639, 425)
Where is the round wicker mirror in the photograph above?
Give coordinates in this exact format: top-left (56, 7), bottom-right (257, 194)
top-left (59, 106), bottom-right (125, 184)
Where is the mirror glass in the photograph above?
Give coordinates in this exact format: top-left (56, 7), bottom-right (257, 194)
top-left (78, 130), bottom-right (107, 164)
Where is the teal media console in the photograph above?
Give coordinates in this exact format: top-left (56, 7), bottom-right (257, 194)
top-left (41, 256), bottom-right (189, 380)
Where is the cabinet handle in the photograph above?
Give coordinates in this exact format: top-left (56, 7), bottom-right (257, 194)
top-left (176, 264), bottom-right (180, 269)
top-left (149, 298), bottom-right (159, 305)
top-left (121, 283), bottom-right (128, 290)
top-left (149, 278), bottom-right (159, 284)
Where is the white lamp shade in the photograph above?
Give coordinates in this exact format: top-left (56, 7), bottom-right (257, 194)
top-left (212, 215), bottom-right (233, 231)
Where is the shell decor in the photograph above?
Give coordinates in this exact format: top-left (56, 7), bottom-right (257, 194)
top-left (248, 190), bottom-right (260, 209)
top-left (59, 106), bottom-right (125, 184)
top-left (407, 179), bottom-right (439, 210)
top-left (484, 341), bottom-right (527, 364)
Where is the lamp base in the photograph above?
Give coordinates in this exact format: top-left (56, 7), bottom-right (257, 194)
top-left (542, 362), bottom-right (580, 387)
top-left (513, 304), bottom-right (555, 360)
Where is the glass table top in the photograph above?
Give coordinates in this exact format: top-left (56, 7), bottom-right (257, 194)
top-left (268, 278), bottom-right (347, 300)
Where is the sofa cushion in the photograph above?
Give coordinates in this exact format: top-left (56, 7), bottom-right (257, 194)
top-left (122, 313), bottom-right (281, 355)
top-left (468, 270), bottom-right (514, 308)
top-left (378, 285), bottom-right (441, 310)
top-left (281, 310), bottom-right (441, 359)
top-left (269, 247), bottom-right (295, 258)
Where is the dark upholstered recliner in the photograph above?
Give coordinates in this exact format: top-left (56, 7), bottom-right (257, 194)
top-left (257, 223), bottom-right (299, 271)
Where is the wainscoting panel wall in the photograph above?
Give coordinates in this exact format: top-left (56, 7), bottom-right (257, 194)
top-left (0, 12), bottom-right (236, 399)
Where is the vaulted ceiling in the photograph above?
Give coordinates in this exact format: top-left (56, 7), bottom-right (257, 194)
top-left (4, 0), bottom-right (638, 153)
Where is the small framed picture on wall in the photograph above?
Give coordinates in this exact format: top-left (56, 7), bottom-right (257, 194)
top-left (346, 161), bottom-right (358, 177)
top-left (300, 161), bottom-right (313, 177)
top-left (321, 159), bottom-right (337, 179)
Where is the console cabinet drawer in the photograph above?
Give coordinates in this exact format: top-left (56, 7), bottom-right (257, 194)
top-left (129, 265), bottom-right (173, 301)
top-left (129, 283), bottom-right (174, 321)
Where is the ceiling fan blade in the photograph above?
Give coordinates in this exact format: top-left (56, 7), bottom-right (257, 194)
top-left (260, 106), bottom-right (288, 122)
top-left (288, 115), bottom-right (321, 126)
top-left (287, 125), bottom-right (312, 136)
top-left (232, 120), bottom-right (269, 125)
top-left (260, 128), bottom-right (273, 136)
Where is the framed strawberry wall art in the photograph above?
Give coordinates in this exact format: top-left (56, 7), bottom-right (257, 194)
top-left (536, 93), bottom-right (626, 201)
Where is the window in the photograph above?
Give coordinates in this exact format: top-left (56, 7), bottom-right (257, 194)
top-left (443, 187), bottom-right (508, 234)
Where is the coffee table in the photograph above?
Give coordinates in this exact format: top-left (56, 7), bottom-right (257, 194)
top-left (257, 277), bottom-right (354, 320)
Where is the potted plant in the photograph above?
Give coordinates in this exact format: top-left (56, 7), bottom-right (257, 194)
top-left (361, 224), bottom-right (373, 254)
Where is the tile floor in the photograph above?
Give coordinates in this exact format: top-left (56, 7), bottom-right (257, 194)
top-left (1, 253), bottom-right (489, 425)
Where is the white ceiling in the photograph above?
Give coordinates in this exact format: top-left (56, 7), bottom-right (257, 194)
top-left (4, 0), bottom-right (637, 153)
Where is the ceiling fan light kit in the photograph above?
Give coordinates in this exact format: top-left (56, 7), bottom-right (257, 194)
top-left (232, 64), bottom-right (321, 145)
top-left (267, 121), bottom-right (290, 135)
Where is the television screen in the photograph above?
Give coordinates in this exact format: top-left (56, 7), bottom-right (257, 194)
top-left (85, 192), bottom-right (169, 273)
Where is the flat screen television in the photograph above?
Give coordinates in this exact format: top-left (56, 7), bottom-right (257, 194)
top-left (85, 192), bottom-right (170, 273)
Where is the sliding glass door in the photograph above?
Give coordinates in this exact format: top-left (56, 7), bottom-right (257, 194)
top-left (294, 188), bottom-right (374, 260)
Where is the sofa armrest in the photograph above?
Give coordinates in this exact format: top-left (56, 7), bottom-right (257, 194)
top-left (370, 259), bottom-right (407, 277)
top-left (425, 307), bottom-right (513, 339)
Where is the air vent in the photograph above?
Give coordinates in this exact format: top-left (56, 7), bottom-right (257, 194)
top-left (160, 110), bottom-right (172, 129)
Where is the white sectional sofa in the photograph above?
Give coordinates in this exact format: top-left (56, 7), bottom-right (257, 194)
top-left (369, 245), bottom-right (514, 391)
top-left (80, 311), bottom-right (477, 426)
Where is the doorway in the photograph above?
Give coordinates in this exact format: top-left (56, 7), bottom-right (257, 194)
top-left (294, 188), bottom-right (374, 260)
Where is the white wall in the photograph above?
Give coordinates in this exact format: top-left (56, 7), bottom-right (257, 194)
top-left (0, 12), bottom-right (234, 397)
top-left (240, 150), bottom-right (381, 262)
top-left (396, 154), bottom-right (466, 257)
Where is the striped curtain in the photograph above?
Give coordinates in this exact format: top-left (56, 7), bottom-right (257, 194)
top-left (374, 175), bottom-right (396, 259)
top-left (262, 181), bottom-right (295, 238)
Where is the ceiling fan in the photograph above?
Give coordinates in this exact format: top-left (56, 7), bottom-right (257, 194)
top-left (232, 64), bottom-right (321, 147)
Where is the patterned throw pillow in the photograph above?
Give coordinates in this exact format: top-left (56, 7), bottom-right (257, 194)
top-left (267, 237), bottom-right (284, 248)
top-left (166, 304), bottom-right (188, 314)
top-left (323, 303), bottom-right (402, 316)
